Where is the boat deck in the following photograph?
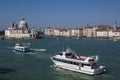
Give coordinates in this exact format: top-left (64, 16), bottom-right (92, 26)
top-left (71, 56), bottom-right (87, 61)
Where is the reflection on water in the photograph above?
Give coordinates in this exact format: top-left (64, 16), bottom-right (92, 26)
top-left (0, 68), bottom-right (16, 74)
top-left (55, 68), bottom-right (94, 80)
top-left (51, 65), bottom-right (114, 80)
top-left (52, 66), bottom-right (94, 80)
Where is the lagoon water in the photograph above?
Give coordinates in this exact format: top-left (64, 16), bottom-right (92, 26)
top-left (0, 37), bottom-right (120, 80)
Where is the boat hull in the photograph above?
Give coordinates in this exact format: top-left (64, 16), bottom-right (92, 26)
top-left (51, 58), bottom-right (105, 75)
top-left (14, 49), bottom-right (30, 53)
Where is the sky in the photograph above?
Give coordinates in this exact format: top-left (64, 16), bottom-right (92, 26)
top-left (0, 0), bottom-right (120, 29)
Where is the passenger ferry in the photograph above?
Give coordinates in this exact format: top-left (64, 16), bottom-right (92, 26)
top-left (14, 42), bottom-right (31, 52)
top-left (51, 48), bottom-right (106, 75)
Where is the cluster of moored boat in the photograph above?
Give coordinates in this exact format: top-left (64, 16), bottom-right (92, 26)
top-left (14, 42), bottom-right (106, 75)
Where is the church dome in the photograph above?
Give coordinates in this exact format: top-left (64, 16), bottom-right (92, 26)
top-left (19, 17), bottom-right (28, 29)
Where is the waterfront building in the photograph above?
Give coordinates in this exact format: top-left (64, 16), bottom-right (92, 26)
top-left (96, 24), bottom-right (113, 38)
top-left (5, 17), bottom-right (38, 39)
top-left (83, 23), bottom-right (97, 38)
top-left (82, 28), bottom-right (88, 37)
top-left (87, 27), bottom-right (98, 38)
top-left (54, 28), bottom-right (59, 36)
top-left (44, 27), bottom-right (55, 36)
top-left (112, 31), bottom-right (120, 37)
top-left (65, 29), bottom-right (71, 37)
top-left (58, 28), bottom-right (67, 36)
top-left (96, 30), bottom-right (109, 38)
top-left (112, 21), bottom-right (120, 37)
top-left (108, 31), bottom-right (113, 38)
top-left (70, 28), bottom-right (83, 37)
top-left (45, 27), bottom-right (83, 37)
top-left (113, 21), bottom-right (118, 31)
top-left (83, 23), bottom-right (91, 37)
top-left (45, 28), bottom-right (68, 37)
top-left (44, 21), bottom-right (120, 38)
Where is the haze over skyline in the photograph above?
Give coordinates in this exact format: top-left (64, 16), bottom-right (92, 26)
top-left (0, 0), bottom-right (120, 29)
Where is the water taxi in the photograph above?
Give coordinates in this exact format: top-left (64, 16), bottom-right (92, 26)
top-left (51, 48), bottom-right (106, 75)
top-left (14, 42), bottom-right (31, 52)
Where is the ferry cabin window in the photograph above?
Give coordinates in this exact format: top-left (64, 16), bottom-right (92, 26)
top-left (53, 57), bottom-right (79, 65)
top-left (65, 53), bottom-right (75, 58)
top-left (65, 53), bottom-right (72, 56)
top-left (25, 48), bottom-right (28, 51)
top-left (59, 53), bottom-right (63, 56)
top-left (25, 48), bottom-right (27, 50)
top-left (21, 48), bottom-right (24, 50)
top-left (90, 63), bottom-right (98, 69)
top-left (81, 64), bottom-right (90, 67)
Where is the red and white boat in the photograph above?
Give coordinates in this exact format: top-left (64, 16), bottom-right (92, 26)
top-left (51, 48), bottom-right (106, 75)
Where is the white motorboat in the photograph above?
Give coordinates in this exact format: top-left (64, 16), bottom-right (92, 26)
top-left (51, 48), bottom-right (106, 75)
top-left (14, 42), bottom-right (31, 52)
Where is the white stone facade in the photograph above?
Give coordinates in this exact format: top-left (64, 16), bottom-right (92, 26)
top-left (112, 31), bottom-right (120, 37)
top-left (44, 23), bottom-right (120, 38)
top-left (45, 28), bottom-right (83, 37)
top-left (96, 31), bottom-right (108, 38)
top-left (83, 27), bottom-right (97, 37)
top-left (5, 17), bottom-right (38, 39)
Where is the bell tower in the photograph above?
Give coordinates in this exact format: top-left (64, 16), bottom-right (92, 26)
top-left (113, 21), bottom-right (118, 31)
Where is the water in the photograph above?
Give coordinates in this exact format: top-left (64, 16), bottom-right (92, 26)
top-left (0, 37), bottom-right (120, 80)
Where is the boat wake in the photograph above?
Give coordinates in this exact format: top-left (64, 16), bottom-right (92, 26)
top-left (30, 48), bottom-right (47, 52)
